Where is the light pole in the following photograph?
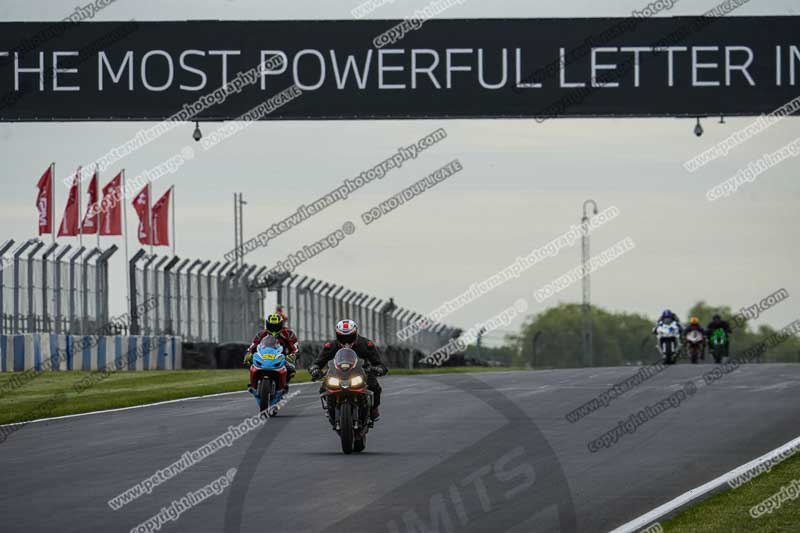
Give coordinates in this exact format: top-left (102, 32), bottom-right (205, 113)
top-left (476, 326), bottom-right (487, 361)
top-left (233, 193), bottom-right (247, 267)
top-left (582, 199), bottom-right (598, 367)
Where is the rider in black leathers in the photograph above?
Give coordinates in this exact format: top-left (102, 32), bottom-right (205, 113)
top-left (309, 319), bottom-right (387, 422)
top-left (706, 314), bottom-right (733, 359)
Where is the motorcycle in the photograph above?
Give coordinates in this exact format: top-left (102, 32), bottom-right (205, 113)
top-left (709, 328), bottom-right (729, 364)
top-left (685, 329), bottom-right (705, 364)
top-left (247, 336), bottom-right (288, 417)
top-left (656, 321), bottom-right (681, 364)
top-left (315, 348), bottom-right (375, 454)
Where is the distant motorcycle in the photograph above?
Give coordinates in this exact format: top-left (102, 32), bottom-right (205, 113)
top-left (315, 348), bottom-right (376, 454)
top-left (247, 336), bottom-right (288, 417)
top-left (656, 321), bottom-right (681, 365)
top-left (685, 329), bottom-right (705, 364)
top-left (709, 328), bottom-right (729, 364)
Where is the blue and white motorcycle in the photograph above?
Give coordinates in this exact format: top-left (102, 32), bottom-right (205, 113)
top-left (656, 321), bottom-right (681, 365)
top-left (247, 336), bottom-right (289, 416)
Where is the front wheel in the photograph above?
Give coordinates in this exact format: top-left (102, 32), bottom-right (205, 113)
top-left (257, 378), bottom-right (276, 415)
top-left (661, 341), bottom-right (675, 365)
top-left (339, 402), bottom-right (354, 454)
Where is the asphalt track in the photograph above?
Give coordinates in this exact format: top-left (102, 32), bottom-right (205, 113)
top-left (1, 365), bottom-right (799, 532)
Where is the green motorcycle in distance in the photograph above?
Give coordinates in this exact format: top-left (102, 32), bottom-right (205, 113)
top-left (709, 328), bottom-right (729, 364)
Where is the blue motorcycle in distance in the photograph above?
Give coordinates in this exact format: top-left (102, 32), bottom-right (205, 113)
top-left (247, 336), bottom-right (289, 417)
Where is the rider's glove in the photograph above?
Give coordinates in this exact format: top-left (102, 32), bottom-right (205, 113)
top-left (373, 364), bottom-right (388, 377)
top-left (309, 366), bottom-right (322, 380)
top-left (242, 352), bottom-right (253, 367)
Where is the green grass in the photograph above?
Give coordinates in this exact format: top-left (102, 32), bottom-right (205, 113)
top-left (661, 450), bottom-right (800, 532)
top-left (0, 370), bottom-right (309, 425)
top-left (0, 366), bottom-right (523, 424)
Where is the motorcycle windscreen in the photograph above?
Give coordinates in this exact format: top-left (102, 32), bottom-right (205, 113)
top-left (258, 335), bottom-right (284, 355)
top-left (686, 331), bottom-right (704, 342)
top-left (333, 348), bottom-right (358, 371)
top-left (659, 324), bottom-right (677, 335)
top-left (711, 330), bottom-right (728, 343)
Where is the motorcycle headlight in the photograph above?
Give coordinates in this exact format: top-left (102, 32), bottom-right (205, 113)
top-left (327, 377), bottom-right (340, 388)
top-left (350, 375), bottom-right (364, 387)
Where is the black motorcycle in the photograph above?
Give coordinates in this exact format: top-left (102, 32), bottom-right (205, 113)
top-left (314, 348), bottom-right (376, 454)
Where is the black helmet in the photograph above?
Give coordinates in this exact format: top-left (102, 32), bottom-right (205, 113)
top-left (712, 314), bottom-right (721, 322)
top-left (265, 313), bottom-right (284, 335)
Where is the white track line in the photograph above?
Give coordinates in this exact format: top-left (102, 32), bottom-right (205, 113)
top-left (609, 434), bottom-right (800, 532)
top-left (0, 381), bottom-right (317, 428)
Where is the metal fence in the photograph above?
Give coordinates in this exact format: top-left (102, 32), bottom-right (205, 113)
top-left (1, 239), bottom-right (462, 356)
top-left (0, 239), bottom-right (116, 335)
top-left (260, 274), bottom-right (461, 353)
top-left (129, 251), bottom-right (265, 343)
top-left (130, 254), bottom-right (462, 353)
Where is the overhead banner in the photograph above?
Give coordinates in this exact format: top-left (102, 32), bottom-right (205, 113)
top-left (0, 17), bottom-right (797, 121)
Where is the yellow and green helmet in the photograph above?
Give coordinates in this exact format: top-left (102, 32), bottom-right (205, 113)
top-left (265, 313), bottom-right (284, 335)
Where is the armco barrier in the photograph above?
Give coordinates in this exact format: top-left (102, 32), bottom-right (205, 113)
top-left (0, 333), bottom-right (182, 372)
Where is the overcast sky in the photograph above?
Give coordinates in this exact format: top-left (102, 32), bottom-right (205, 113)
top-left (1, 0), bottom-right (798, 346)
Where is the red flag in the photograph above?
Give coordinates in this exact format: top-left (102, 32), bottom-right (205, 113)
top-left (80, 171), bottom-right (98, 234)
top-left (57, 168), bottom-right (81, 237)
top-left (152, 188), bottom-right (171, 246)
top-left (132, 185), bottom-right (151, 245)
top-left (36, 165), bottom-right (53, 235)
top-left (99, 172), bottom-right (122, 236)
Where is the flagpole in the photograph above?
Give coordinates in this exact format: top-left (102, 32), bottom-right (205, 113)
top-left (122, 170), bottom-right (131, 318)
top-left (78, 166), bottom-right (83, 249)
top-left (171, 185), bottom-right (176, 256)
top-left (95, 166), bottom-right (100, 250)
top-left (148, 182), bottom-right (153, 256)
top-left (50, 162), bottom-right (55, 245)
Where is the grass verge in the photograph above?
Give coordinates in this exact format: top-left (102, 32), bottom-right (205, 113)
top-left (659, 449), bottom-right (800, 532)
top-left (0, 366), bottom-right (520, 425)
